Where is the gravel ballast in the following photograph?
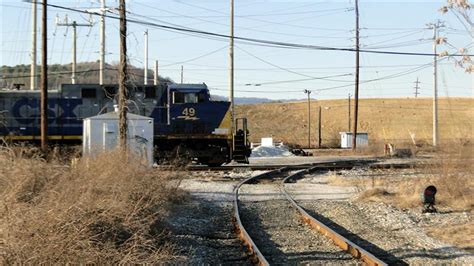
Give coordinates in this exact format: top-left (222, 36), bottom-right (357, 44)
top-left (239, 200), bottom-right (356, 264)
top-left (239, 183), bottom-right (357, 264)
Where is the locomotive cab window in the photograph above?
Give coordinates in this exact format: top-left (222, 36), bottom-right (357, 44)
top-left (173, 91), bottom-right (185, 104)
top-left (81, 88), bottom-right (97, 98)
top-left (185, 93), bottom-right (198, 103)
top-left (173, 92), bottom-right (201, 104)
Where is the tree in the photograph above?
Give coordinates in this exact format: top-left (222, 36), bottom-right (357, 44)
top-left (439, 0), bottom-right (473, 73)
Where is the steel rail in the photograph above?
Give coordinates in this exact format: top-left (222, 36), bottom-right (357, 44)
top-left (281, 167), bottom-right (388, 266)
top-left (233, 168), bottom-right (287, 266)
top-left (186, 158), bottom-right (381, 171)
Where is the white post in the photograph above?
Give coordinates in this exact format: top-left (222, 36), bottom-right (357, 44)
top-left (154, 60), bottom-right (158, 85)
top-left (144, 30), bottom-right (148, 85)
top-left (72, 22), bottom-right (77, 84)
top-left (30, 0), bottom-right (37, 90)
top-left (56, 17), bottom-right (92, 85)
top-left (99, 0), bottom-right (106, 85)
top-left (432, 21), bottom-right (439, 147)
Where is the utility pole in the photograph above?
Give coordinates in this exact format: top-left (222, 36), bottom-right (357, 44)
top-left (348, 93), bottom-right (351, 131)
top-left (30, 0), bottom-right (37, 90)
top-left (229, 0), bottom-right (235, 135)
top-left (352, 0), bottom-right (360, 151)
top-left (40, 0), bottom-right (48, 151)
top-left (118, 0), bottom-right (128, 148)
top-left (154, 60), bottom-right (159, 85)
top-left (99, 0), bottom-right (106, 85)
top-left (56, 15), bottom-right (92, 84)
top-left (144, 30), bottom-right (148, 85)
top-left (180, 65), bottom-right (183, 84)
top-left (428, 20), bottom-right (443, 147)
top-left (318, 106), bottom-right (322, 148)
top-left (304, 89), bottom-right (312, 149)
top-left (414, 77), bottom-right (421, 98)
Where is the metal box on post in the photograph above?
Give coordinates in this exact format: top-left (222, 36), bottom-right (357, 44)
top-left (83, 112), bottom-right (154, 166)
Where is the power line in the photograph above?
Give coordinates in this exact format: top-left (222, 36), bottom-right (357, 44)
top-left (40, 3), bottom-right (473, 57)
top-left (208, 57), bottom-right (448, 94)
top-left (160, 45), bottom-right (228, 67)
top-left (236, 46), bottom-right (353, 82)
top-left (133, 3), bottom-right (353, 39)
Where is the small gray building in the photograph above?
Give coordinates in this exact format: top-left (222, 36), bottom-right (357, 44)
top-left (339, 132), bottom-right (369, 148)
top-left (83, 111), bottom-right (154, 166)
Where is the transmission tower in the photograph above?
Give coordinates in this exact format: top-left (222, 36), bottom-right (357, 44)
top-left (413, 77), bottom-right (421, 98)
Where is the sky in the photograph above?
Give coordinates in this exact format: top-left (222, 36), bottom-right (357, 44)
top-left (1, 0), bottom-right (473, 100)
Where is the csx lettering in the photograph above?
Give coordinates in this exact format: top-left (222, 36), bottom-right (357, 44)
top-left (12, 98), bottom-right (82, 125)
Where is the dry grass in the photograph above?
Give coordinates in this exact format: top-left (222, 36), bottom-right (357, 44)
top-left (327, 144), bottom-right (473, 250)
top-left (237, 97), bottom-right (473, 148)
top-left (426, 222), bottom-right (474, 251)
top-left (0, 146), bottom-right (187, 264)
top-left (328, 144), bottom-right (473, 211)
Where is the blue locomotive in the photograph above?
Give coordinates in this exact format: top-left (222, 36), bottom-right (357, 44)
top-left (0, 83), bottom-right (251, 165)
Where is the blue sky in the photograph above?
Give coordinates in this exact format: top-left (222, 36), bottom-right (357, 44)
top-left (1, 0), bottom-right (472, 100)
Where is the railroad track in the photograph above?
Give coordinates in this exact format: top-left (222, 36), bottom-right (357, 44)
top-left (154, 159), bottom-right (416, 171)
top-left (233, 162), bottom-right (388, 266)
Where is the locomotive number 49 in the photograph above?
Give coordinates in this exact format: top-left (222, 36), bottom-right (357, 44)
top-left (182, 107), bottom-right (196, 117)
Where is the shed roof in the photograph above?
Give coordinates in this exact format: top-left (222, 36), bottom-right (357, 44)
top-left (84, 112), bottom-right (152, 121)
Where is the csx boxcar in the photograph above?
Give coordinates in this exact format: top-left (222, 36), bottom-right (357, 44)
top-left (0, 83), bottom-right (250, 165)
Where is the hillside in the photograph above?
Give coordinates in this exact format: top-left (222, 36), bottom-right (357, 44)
top-left (236, 97), bottom-right (474, 148)
top-left (0, 62), bottom-right (173, 89)
top-left (210, 95), bottom-right (273, 105)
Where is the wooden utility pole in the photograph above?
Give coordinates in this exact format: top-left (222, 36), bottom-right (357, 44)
top-left (304, 89), bottom-right (312, 148)
top-left (40, 0), bottom-right (48, 151)
top-left (180, 65), bottom-right (183, 84)
top-left (118, 0), bottom-right (128, 148)
top-left (318, 106), bottom-right (322, 148)
top-left (229, 0), bottom-right (235, 135)
top-left (351, 0), bottom-right (360, 151)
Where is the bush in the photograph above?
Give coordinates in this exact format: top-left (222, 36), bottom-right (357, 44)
top-left (0, 148), bottom-right (186, 263)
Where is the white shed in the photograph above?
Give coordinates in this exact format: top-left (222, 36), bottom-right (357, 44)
top-left (339, 132), bottom-right (369, 148)
top-left (83, 112), bottom-right (154, 166)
